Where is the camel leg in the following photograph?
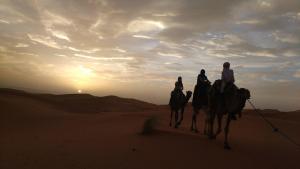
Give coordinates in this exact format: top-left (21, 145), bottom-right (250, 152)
top-left (175, 110), bottom-right (179, 128)
top-left (209, 112), bottom-right (216, 139)
top-left (191, 114), bottom-right (195, 131)
top-left (215, 114), bottom-right (223, 136)
top-left (191, 109), bottom-right (195, 131)
top-left (206, 111), bottom-right (211, 137)
top-left (169, 109), bottom-right (173, 127)
top-left (191, 108), bottom-right (198, 132)
top-left (179, 107), bottom-right (184, 125)
top-left (194, 115), bottom-right (198, 133)
top-left (203, 107), bottom-right (209, 135)
top-left (193, 111), bottom-right (198, 133)
top-left (224, 114), bottom-right (232, 150)
top-left (204, 115), bottom-right (208, 135)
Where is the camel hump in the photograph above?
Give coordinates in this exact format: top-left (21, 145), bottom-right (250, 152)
top-left (211, 79), bottom-right (222, 90)
top-left (211, 79), bottom-right (237, 95)
top-left (224, 83), bottom-right (238, 95)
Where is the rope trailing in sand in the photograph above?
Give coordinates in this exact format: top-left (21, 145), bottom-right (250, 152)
top-left (247, 99), bottom-right (300, 148)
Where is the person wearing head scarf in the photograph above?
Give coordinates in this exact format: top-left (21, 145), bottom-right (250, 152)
top-left (197, 69), bottom-right (209, 85)
top-left (221, 62), bottom-right (237, 120)
top-left (221, 62), bottom-right (235, 93)
top-left (175, 76), bottom-right (183, 91)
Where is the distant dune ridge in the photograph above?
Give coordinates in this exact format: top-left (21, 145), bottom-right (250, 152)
top-left (243, 109), bottom-right (300, 122)
top-left (0, 88), bottom-right (157, 114)
top-left (1, 88), bottom-right (299, 117)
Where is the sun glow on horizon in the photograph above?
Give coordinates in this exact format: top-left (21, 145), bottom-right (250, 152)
top-left (61, 65), bottom-right (96, 90)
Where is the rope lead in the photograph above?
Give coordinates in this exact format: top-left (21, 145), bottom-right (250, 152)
top-left (247, 99), bottom-right (300, 148)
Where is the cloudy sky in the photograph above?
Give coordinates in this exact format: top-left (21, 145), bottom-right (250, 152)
top-left (0, 0), bottom-right (300, 110)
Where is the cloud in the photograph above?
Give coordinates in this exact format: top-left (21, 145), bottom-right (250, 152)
top-left (272, 31), bottom-right (300, 44)
top-left (47, 29), bottom-right (71, 42)
top-left (74, 53), bottom-right (134, 61)
top-left (132, 34), bottom-right (154, 39)
top-left (152, 12), bottom-right (178, 17)
top-left (68, 47), bottom-right (101, 54)
top-left (283, 49), bottom-right (300, 57)
top-left (27, 34), bottom-right (62, 49)
top-left (127, 19), bottom-right (165, 33)
top-left (15, 43), bottom-right (29, 48)
top-left (294, 70), bottom-right (300, 78)
top-left (0, 19), bottom-right (10, 24)
top-left (0, 0), bottom-right (39, 23)
top-left (0, 46), bottom-right (7, 52)
top-left (42, 10), bottom-right (73, 27)
top-left (158, 52), bottom-right (183, 58)
top-left (244, 51), bottom-right (277, 58)
top-left (112, 47), bottom-right (127, 53)
top-left (236, 19), bottom-right (262, 25)
top-left (258, 0), bottom-right (272, 8)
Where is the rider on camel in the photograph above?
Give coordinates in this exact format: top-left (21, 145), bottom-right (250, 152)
top-left (169, 76), bottom-right (184, 105)
top-left (197, 69), bottom-right (210, 85)
top-left (221, 62), bottom-right (237, 120)
top-left (175, 76), bottom-right (184, 92)
top-left (221, 62), bottom-right (235, 93)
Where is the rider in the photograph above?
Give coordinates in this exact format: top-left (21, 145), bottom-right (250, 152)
top-left (221, 62), bottom-right (236, 120)
top-left (169, 76), bottom-right (184, 105)
top-left (193, 69), bottom-right (210, 109)
top-left (197, 69), bottom-right (209, 85)
top-left (197, 69), bottom-right (210, 94)
top-left (221, 62), bottom-right (235, 93)
top-left (175, 76), bottom-right (184, 92)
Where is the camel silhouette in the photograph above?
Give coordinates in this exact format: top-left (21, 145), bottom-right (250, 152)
top-left (207, 80), bottom-right (250, 149)
top-left (169, 90), bottom-right (192, 128)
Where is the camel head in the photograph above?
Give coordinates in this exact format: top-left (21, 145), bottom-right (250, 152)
top-left (186, 90), bottom-right (192, 101)
top-left (236, 88), bottom-right (250, 118)
top-left (239, 88), bottom-right (250, 100)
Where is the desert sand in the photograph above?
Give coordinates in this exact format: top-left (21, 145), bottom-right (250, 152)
top-left (1, 89), bottom-right (300, 169)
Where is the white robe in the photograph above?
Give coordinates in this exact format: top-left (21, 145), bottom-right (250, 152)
top-left (221, 68), bottom-right (235, 93)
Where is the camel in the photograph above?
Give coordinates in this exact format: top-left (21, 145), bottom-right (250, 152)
top-left (169, 90), bottom-right (192, 128)
top-left (191, 81), bottom-right (211, 133)
top-left (207, 80), bottom-right (250, 149)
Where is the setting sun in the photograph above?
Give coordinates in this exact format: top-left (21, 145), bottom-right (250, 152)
top-left (62, 65), bottom-right (96, 90)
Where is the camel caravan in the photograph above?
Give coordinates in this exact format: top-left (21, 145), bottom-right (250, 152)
top-left (169, 62), bottom-right (251, 149)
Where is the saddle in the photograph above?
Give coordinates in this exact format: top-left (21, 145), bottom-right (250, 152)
top-left (192, 84), bottom-right (209, 108)
top-left (223, 83), bottom-right (237, 96)
top-left (169, 89), bottom-right (184, 106)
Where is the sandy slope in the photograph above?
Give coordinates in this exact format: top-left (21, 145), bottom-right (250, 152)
top-left (1, 90), bottom-right (300, 169)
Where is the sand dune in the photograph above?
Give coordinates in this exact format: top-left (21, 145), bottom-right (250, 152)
top-left (243, 109), bottom-right (300, 122)
top-left (1, 89), bottom-right (300, 169)
top-left (0, 88), bottom-right (157, 114)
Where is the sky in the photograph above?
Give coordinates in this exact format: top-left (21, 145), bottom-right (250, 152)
top-left (0, 0), bottom-right (300, 111)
